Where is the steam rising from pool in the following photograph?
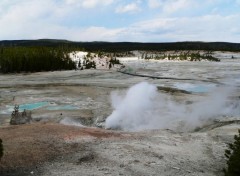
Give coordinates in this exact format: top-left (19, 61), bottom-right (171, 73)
top-left (105, 82), bottom-right (240, 131)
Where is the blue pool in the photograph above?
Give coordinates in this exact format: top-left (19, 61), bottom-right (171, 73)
top-left (185, 85), bottom-right (211, 93)
top-left (18, 101), bottom-right (49, 111)
top-left (1, 101), bottom-right (78, 114)
top-left (174, 83), bottom-right (215, 93)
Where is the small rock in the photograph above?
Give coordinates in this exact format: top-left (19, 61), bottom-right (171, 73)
top-left (172, 166), bottom-right (180, 170)
top-left (99, 167), bottom-right (109, 171)
top-left (133, 159), bottom-right (140, 163)
top-left (77, 153), bottom-right (94, 164)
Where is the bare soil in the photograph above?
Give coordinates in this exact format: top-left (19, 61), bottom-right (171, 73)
top-left (1, 121), bottom-right (239, 176)
top-left (0, 123), bottom-right (123, 176)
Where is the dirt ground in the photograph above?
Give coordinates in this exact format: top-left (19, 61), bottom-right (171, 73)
top-left (0, 122), bottom-right (239, 176)
top-left (0, 123), bottom-right (124, 175)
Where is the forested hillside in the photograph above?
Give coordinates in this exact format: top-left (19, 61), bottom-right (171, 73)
top-left (0, 47), bottom-right (76, 73)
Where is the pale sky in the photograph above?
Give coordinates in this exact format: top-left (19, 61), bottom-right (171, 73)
top-left (0, 0), bottom-right (240, 42)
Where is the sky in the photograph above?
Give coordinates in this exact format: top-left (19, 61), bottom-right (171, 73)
top-left (0, 0), bottom-right (240, 42)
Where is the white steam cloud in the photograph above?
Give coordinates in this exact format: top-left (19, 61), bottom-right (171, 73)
top-left (105, 82), bottom-right (240, 132)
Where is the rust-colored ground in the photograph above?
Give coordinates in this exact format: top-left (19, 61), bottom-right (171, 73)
top-left (0, 123), bottom-right (122, 172)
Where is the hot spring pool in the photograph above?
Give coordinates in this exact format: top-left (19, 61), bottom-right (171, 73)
top-left (18, 101), bottom-right (49, 111)
top-left (1, 101), bottom-right (78, 114)
top-left (174, 83), bottom-right (215, 93)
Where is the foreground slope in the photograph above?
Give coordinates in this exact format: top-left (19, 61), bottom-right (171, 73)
top-left (0, 122), bottom-right (239, 176)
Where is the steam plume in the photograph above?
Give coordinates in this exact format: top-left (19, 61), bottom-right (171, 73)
top-left (105, 82), bottom-right (240, 131)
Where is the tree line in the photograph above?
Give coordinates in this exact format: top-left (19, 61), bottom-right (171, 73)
top-left (1, 40), bottom-right (240, 52)
top-left (0, 46), bottom-right (77, 73)
top-left (143, 52), bottom-right (220, 61)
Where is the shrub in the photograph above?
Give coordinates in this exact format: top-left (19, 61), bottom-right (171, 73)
top-left (110, 58), bottom-right (121, 65)
top-left (85, 60), bottom-right (96, 69)
top-left (224, 129), bottom-right (240, 176)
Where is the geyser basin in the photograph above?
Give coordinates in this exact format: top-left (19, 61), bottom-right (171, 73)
top-left (106, 82), bottom-right (240, 132)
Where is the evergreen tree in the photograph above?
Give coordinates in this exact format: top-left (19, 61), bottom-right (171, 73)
top-left (109, 62), bottom-right (112, 69)
top-left (224, 129), bottom-right (240, 176)
top-left (0, 138), bottom-right (3, 160)
top-left (78, 59), bottom-right (81, 68)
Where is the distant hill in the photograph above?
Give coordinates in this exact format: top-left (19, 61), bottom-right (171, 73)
top-left (0, 39), bottom-right (240, 52)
